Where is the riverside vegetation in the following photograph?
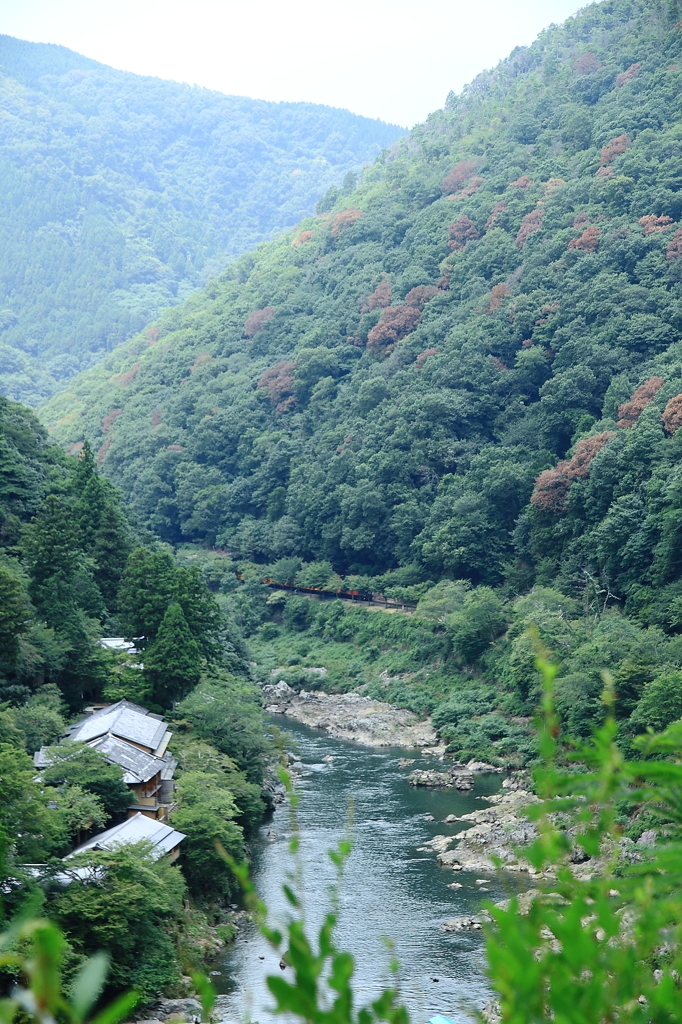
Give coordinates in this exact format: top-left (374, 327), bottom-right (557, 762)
top-left (4, 0), bottom-right (682, 1017)
top-left (0, 401), bottom-right (271, 1003)
top-left (7, 669), bottom-right (682, 1024)
top-left (0, 35), bottom-right (402, 404)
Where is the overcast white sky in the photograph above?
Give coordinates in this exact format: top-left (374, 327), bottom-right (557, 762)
top-left (0, 0), bottom-right (588, 127)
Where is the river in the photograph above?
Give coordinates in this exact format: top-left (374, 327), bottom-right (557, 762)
top-left (214, 717), bottom-right (510, 1024)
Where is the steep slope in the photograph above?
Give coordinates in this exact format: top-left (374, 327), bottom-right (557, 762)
top-left (43, 0), bottom-right (682, 614)
top-left (0, 35), bottom-right (402, 404)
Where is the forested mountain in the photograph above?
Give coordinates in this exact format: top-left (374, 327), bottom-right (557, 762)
top-left (41, 0), bottom-right (682, 746)
top-left (0, 36), bottom-right (402, 405)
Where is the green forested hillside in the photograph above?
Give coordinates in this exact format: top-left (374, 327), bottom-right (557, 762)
top-left (42, 0), bottom-right (682, 749)
top-left (0, 35), bottom-right (402, 405)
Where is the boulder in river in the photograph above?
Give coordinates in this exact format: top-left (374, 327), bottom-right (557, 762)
top-left (408, 765), bottom-right (475, 790)
top-left (261, 684), bottom-right (437, 748)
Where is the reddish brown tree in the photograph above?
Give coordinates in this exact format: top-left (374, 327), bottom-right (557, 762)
top-left (244, 307), bottom-right (275, 338)
top-left (488, 283), bottom-right (511, 312)
top-left (485, 200), bottom-right (507, 230)
top-left (367, 306), bottom-right (422, 354)
top-left (531, 432), bottom-right (615, 511)
top-left (257, 360), bottom-right (299, 413)
top-left (662, 394), bottom-right (682, 435)
top-left (96, 438), bottom-right (112, 466)
top-left (509, 176), bottom-right (534, 189)
top-left (190, 352), bottom-right (212, 373)
top-left (416, 347), bottom-right (440, 369)
top-left (615, 62), bottom-right (641, 87)
top-left (330, 207), bottom-right (364, 236)
top-left (617, 377), bottom-right (665, 428)
top-left (448, 215), bottom-right (479, 250)
top-left (404, 285), bottom-right (439, 308)
top-left (568, 226), bottom-right (601, 251)
top-left (145, 326), bottom-right (160, 344)
top-left (667, 226), bottom-right (682, 262)
top-left (573, 212), bottom-right (591, 228)
top-left (515, 209), bottom-right (544, 249)
top-left (362, 280), bottom-right (392, 311)
top-left (441, 160), bottom-right (478, 195)
top-left (120, 362), bottom-right (141, 387)
top-left (292, 229), bottom-right (313, 247)
top-left (639, 214), bottom-right (674, 236)
top-left (101, 409), bottom-right (123, 434)
top-left (151, 409), bottom-right (163, 427)
top-left (600, 135), bottom-right (630, 165)
top-left (573, 52), bottom-right (602, 74)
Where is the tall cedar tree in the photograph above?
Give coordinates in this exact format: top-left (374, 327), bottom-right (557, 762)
top-left (143, 602), bottom-right (202, 707)
top-left (118, 548), bottom-right (222, 659)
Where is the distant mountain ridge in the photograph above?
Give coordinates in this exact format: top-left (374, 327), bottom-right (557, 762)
top-left (0, 35), bottom-right (403, 404)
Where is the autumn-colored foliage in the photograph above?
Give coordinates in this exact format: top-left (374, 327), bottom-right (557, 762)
top-left (487, 282), bottom-right (511, 312)
top-left (190, 352), bottom-right (212, 373)
top-left (617, 376), bottom-right (665, 428)
top-left (101, 408), bottom-right (123, 434)
top-left (404, 285), bottom-right (439, 308)
top-left (448, 215), bottom-right (479, 250)
top-left (662, 394), bottom-right (682, 435)
top-left (151, 409), bottom-right (163, 426)
top-left (120, 362), bottom-right (141, 387)
top-left (573, 212), bottom-right (590, 228)
top-left (367, 306), bottom-right (422, 354)
top-left (145, 326), bottom-right (160, 344)
top-left (600, 134), bottom-right (629, 165)
top-left (292, 229), bottom-right (313, 247)
top-left (66, 441), bottom-right (84, 456)
top-left (244, 307), bottom-right (275, 338)
top-left (416, 347), bottom-right (440, 369)
top-left (441, 159), bottom-right (478, 195)
top-left (531, 432), bottom-right (615, 511)
top-left (615, 62), bottom-right (642, 86)
top-left (258, 360), bottom-right (299, 413)
top-left (515, 208), bottom-right (544, 249)
top-left (96, 437), bottom-right (112, 465)
top-left (667, 226), bottom-right (682, 262)
top-left (595, 166), bottom-right (615, 178)
top-left (573, 52), bottom-right (602, 74)
top-left (485, 200), bottom-right (507, 231)
top-left (448, 176), bottom-right (484, 200)
top-left (639, 214), bottom-right (673, 236)
top-left (493, 357), bottom-right (509, 371)
top-left (362, 280), bottom-right (392, 311)
top-left (568, 225), bottom-right (601, 251)
top-left (509, 175), bottom-right (534, 189)
top-left (166, 444), bottom-right (184, 452)
top-left (330, 207), bottom-right (364, 236)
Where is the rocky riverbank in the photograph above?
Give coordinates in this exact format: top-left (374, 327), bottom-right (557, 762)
top-left (261, 680), bottom-right (437, 748)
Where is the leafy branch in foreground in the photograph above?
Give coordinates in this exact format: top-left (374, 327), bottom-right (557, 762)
top-left (0, 918), bottom-right (137, 1024)
top-left (485, 658), bottom-right (682, 1024)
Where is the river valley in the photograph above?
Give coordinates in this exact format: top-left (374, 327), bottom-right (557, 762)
top-left (214, 717), bottom-right (518, 1024)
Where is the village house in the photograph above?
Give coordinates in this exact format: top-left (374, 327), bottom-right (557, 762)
top-left (34, 699), bottom-right (178, 822)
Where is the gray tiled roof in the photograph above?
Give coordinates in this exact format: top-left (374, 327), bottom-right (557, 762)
top-left (67, 699), bottom-right (168, 753)
top-left (66, 812), bottom-right (185, 860)
top-left (88, 734), bottom-right (165, 784)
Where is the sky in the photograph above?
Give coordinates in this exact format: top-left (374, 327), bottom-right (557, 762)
top-left (0, 0), bottom-right (588, 127)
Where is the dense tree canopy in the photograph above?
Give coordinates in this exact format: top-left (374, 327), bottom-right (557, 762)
top-left (40, 0), bottom-right (682, 764)
top-left (0, 35), bottom-right (402, 404)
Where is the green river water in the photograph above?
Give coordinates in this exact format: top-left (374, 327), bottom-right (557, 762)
top-left (215, 717), bottom-right (513, 1024)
